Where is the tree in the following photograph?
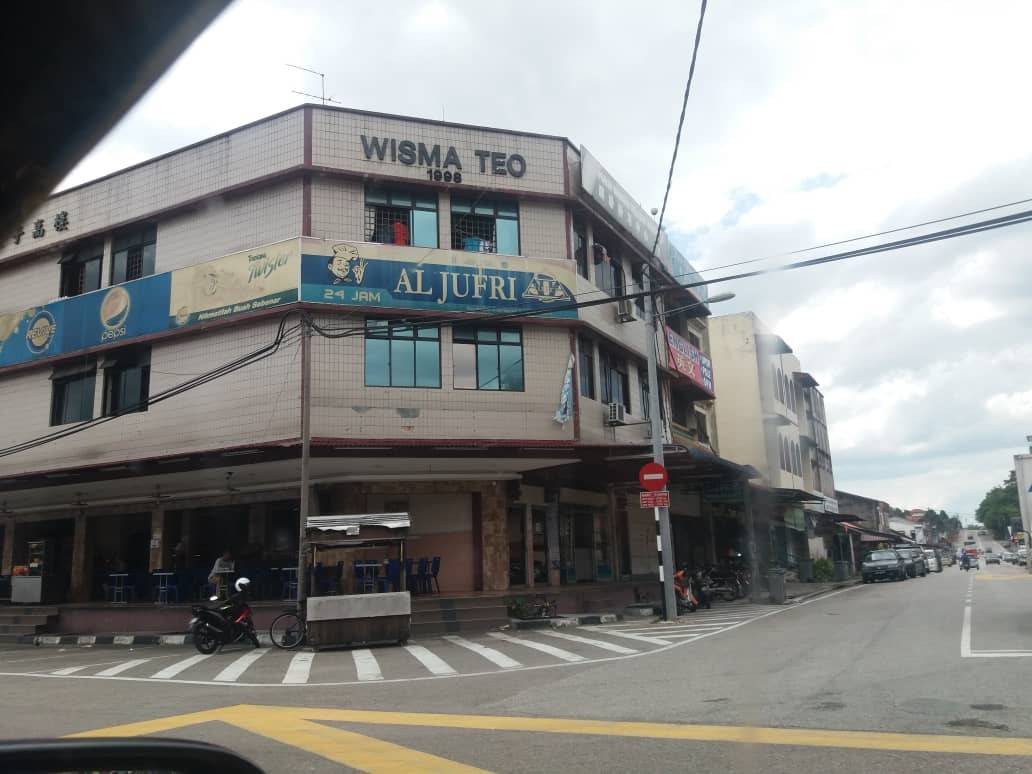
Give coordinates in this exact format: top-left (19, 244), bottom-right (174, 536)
top-left (975, 471), bottom-right (1020, 540)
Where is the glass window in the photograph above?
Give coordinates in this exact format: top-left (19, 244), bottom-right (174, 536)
top-left (631, 263), bottom-right (645, 314)
top-left (51, 371), bottom-right (95, 426)
top-left (451, 197), bottom-right (520, 255)
top-left (103, 347), bottom-right (151, 416)
top-left (592, 244), bottom-right (624, 296)
top-left (640, 379), bottom-right (650, 420)
top-left (365, 188), bottom-right (439, 248)
top-left (695, 411), bottom-right (709, 443)
top-left (111, 224), bottom-right (157, 285)
top-left (59, 245), bottom-right (103, 297)
top-left (573, 222), bottom-right (589, 279)
top-left (453, 325), bottom-right (524, 391)
top-left (578, 337), bottom-right (595, 399)
top-left (600, 350), bottom-right (630, 412)
top-left (364, 320), bottom-right (440, 388)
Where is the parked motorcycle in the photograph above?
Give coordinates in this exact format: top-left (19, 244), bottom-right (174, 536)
top-left (190, 577), bottom-right (260, 654)
top-left (673, 566), bottom-right (698, 614)
top-left (699, 565), bottom-right (741, 602)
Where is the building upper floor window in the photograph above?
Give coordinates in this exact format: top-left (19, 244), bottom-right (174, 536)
top-left (593, 244), bottom-right (624, 297)
top-left (695, 410), bottom-right (710, 444)
top-left (630, 263), bottom-right (645, 315)
top-left (102, 346), bottom-right (151, 416)
top-left (365, 189), bottom-right (438, 248)
top-left (59, 243), bottom-right (102, 297)
top-left (111, 225), bottom-right (156, 285)
top-left (50, 363), bottom-right (96, 426)
top-left (453, 325), bottom-right (524, 391)
top-left (600, 349), bottom-right (630, 412)
top-left (573, 221), bottom-right (589, 279)
top-left (772, 365), bottom-right (783, 403)
top-left (364, 319), bottom-right (441, 388)
top-left (686, 329), bottom-right (702, 349)
top-left (578, 337), bottom-right (595, 400)
top-left (451, 197), bottom-right (519, 255)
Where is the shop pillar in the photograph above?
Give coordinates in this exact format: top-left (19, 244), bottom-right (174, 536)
top-left (248, 502), bottom-right (267, 547)
top-left (523, 503), bottom-right (534, 588)
top-left (1, 518), bottom-right (14, 575)
top-left (69, 513), bottom-right (89, 603)
top-left (148, 508), bottom-right (168, 572)
top-left (706, 507), bottom-right (718, 564)
top-left (545, 497), bottom-right (561, 587)
top-left (479, 483), bottom-right (509, 592)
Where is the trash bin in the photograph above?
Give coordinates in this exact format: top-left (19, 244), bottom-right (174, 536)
top-left (797, 559), bottom-right (813, 583)
top-left (767, 568), bottom-right (786, 604)
top-left (833, 561), bottom-right (851, 582)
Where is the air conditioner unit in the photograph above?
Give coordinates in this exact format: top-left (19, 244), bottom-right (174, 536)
top-left (644, 423), bottom-right (653, 439)
top-left (615, 298), bottom-right (635, 323)
top-left (605, 403), bottom-right (627, 426)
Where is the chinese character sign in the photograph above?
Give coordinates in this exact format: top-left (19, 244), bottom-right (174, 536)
top-left (664, 325), bottom-right (715, 396)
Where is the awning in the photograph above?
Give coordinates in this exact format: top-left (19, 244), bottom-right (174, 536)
top-left (307, 513), bottom-right (410, 531)
top-left (794, 371), bottom-right (819, 388)
top-left (774, 487), bottom-right (824, 505)
top-left (841, 522), bottom-right (905, 543)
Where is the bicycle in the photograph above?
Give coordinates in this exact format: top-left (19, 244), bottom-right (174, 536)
top-left (269, 607), bottom-right (307, 649)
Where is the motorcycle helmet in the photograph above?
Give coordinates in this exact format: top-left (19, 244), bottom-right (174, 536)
top-left (234, 577), bottom-right (251, 593)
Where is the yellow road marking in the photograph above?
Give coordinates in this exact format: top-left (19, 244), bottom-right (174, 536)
top-left (66, 703), bottom-right (1032, 761)
top-left (975, 574), bottom-right (1032, 581)
top-left (229, 711), bottom-right (488, 773)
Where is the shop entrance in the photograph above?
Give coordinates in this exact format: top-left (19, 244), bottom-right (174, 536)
top-left (559, 509), bottom-right (596, 583)
top-left (507, 505), bottom-right (549, 586)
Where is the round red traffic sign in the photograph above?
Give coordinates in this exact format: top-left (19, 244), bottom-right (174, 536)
top-left (639, 462), bottom-right (669, 492)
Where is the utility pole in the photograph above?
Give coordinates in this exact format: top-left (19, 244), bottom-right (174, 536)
top-left (643, 266), bottom-right (677, 622)
top-left (296, 319), bottom-right (312, 607)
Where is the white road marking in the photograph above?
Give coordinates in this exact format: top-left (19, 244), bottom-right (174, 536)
top-left (282, 652), bottom-right (314, 684)
top-left (663, 633), bottom-right (706, 640)
top-left (151, 654), bottom-right (211, 679)
top-left (214, 650), bottom-right (266, 682)
top-left (539, 631), bottom-right (638, 655)
top-left (96, 658), bottom-right (151, 677)
top-left (620, 623), bottom-right (730, 633)
top-left (488, 632), bottom-right (585, 662)
top-left (587, 628), bottom-right (671, 646)
top-left (52, 665), bottom-right (89, 675)
top-left (444, 635), bottom-right (522, 668)
top-left (352, 649), bottom-right (383, 681)
top-left (404, 645), bottom-right (457, 675)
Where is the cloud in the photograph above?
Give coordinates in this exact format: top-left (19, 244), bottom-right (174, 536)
top-left (800, 172), bottom-right (847, 191)
top-left (985, 389), bottom-right (1032, 422)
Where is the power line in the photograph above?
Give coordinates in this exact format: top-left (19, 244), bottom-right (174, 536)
top-left (5, 202), bottom-right (1032, 461)
top-left (650, 0), bottom-right (708, 261)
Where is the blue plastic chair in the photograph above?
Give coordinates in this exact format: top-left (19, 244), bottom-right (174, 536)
top-left (354, 561), bottom-right (376, 593)
top-left (415, 557), bottom-right (430, 594)
top-left (377, 559), bottom-right (402, 593)
top-left (426, 556), bottom-right (441, 594)
top-left (403, 558), bottom-right (418, 593)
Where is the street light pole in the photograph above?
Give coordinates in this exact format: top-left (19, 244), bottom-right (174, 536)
top-left (296, 319), bottom-right (312, 608)
top-left (643, 266), bottom-right (677, 622)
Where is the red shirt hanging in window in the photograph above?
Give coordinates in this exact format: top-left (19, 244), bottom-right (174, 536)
top-left (392, 220), bottom-right (410, 245)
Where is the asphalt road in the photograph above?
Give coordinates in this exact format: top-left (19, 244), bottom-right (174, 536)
top-left (3, 561), bottom-right (1032, 772)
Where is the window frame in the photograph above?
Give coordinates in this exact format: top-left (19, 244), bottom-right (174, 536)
top-left (110, 224), bottom-right (157, 285)
top-left (102, 347), bottom-right (151, 416)
top-left (59, 245), bottom-right (103, 298)
top-left (578, 337), bottom-right (595, 400)
top-left (364, 319), bottom-right (442, 388)
top-left (50, 369), bottom-right (96, 426)
top-left (573, 222), bottom-right (589, 279)
top-left (599, 349), bottom-right (631, 413)
top-left (450, 197), bottom-right (520, 255)
top-left (364, 188), bottom-right (439, 248)
top-left (453, 325), bottom-right (525, 392)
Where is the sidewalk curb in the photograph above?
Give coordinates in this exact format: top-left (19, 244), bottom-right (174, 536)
top-left (508, 613), bottom-right (620, 630)
top-left (25, 631), bottom-right (279, 647)
top-left (784, 579), bottom-right (862, 605)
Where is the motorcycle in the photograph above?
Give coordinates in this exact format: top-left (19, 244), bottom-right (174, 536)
top-left (700, 565), bottom-right (741, 602)
top-left (189, 577), bottom-right (260, 654)
top-left (673, 566), bottom-right (711, 614)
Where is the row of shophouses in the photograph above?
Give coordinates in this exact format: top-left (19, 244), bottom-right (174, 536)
top-left (0, 104), bottom-right (876, 615)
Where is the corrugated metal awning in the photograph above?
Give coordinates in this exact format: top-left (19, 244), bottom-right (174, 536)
top-left (306, 512), bottom-right (410, 531)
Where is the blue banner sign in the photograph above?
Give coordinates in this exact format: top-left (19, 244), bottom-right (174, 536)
top-left (300, 240), bottom-right (578, 318)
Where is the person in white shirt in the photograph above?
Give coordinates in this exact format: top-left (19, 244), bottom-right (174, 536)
top-left (208, 550), bottom-right (235, 588)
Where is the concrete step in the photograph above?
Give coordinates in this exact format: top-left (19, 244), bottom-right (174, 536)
top-left (411, 606), bottom-right (508, 625)
top-left (411, 596), bottom-right (507, 612)
top-left (411, 616), bottom-right (510, 637)
top-left (0, 623), bottom-right (38, 635)
top-left (0, 614), bottom-right (53, 626)
top-left (0, 606), bottom-right (58, 616)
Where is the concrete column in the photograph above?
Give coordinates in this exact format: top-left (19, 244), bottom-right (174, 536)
top-left (480, 483), bottom-right (509, 593)
top-left (148, 508), bottom-right (168, 572)
top-left (69, 513), bottom-right (89, 603)
top-left (1, 518), bottom-right (14, 575)
top-left (180, 510), bottom-right (193, 567)
top-left (523, 503), bottom-right (534, 588)
top-left (546, 498), bottom-right (561, 587)
top-left (707, 507), bottom-right (718, 564)
top-left (248, 502), bottom-right (268, 547)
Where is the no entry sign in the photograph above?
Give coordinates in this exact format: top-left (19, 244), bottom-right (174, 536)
top-left (639, 462), bottom-right (669, 491)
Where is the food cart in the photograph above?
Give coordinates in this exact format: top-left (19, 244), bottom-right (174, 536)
top-left (11, 539), bottom-right (63, 604)
top-left (304, 513), bottom-right (411, 650)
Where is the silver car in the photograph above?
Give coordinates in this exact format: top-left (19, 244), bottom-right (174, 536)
top-left (923, 549), bottom-right (942, 572)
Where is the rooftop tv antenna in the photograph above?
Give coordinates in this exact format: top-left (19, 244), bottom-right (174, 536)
top-left (285, 63), bottom-right (342, 105)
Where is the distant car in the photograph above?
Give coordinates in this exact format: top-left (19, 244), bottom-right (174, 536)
top-left (1001, 551), bottom-right (1017, 563)
top-left (985, 553), bottom-right (1000, 564)
top-left (941, 552), bottom-right (955, 567)
top-left (923, 549), bottom-right (942, 572)
top-left (961, 554), bottom-right (980, 570)
top-left (862, 549), bottom-right (907, 583)
top-left (979, 530), bottom-right (988, 536)
top-left (894, 546), bottom-right (928, 577)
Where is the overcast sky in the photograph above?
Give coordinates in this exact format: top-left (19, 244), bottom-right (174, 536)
top-left (62, 0), bottom-right (1032, 517)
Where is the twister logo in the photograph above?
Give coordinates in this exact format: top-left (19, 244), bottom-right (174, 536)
top-left (25, 310), bottom-right (57, 354)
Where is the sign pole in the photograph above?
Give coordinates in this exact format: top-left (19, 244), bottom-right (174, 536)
top-left (643, 266), bottom-right (677, 622)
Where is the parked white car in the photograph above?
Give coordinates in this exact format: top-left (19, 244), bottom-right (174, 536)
top-left (923, 549), bottom-right (942, 573)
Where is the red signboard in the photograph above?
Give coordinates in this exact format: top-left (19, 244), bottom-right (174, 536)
top-left (664, 325), bottom-right (715, 396)
top-left (639, 462), bottom-right (669, 491)
top-left (640, 490), bottom-right (671, 508)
